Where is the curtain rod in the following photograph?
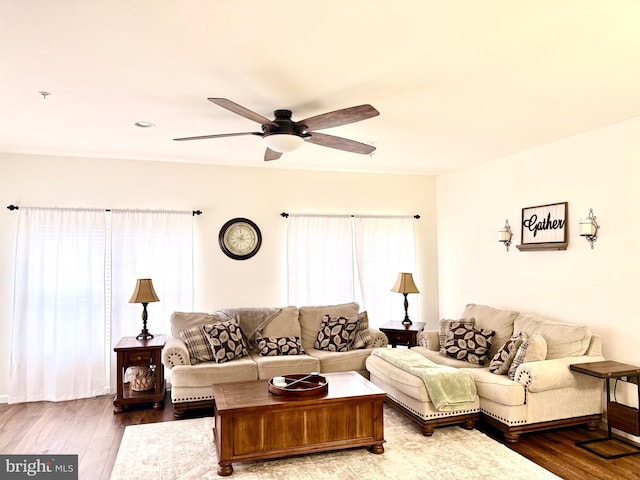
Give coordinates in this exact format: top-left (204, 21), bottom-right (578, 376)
top-left (7, 205), bottom-right (203, 216)
top-left (280, 212), bottom-right (420, 219)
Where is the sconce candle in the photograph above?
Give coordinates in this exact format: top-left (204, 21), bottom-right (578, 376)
top-left (580, 220), bottom-right (597, 236)
top-left (498, 220), bottom-right (513, 251)
top-left (579, 208), bottom-right (599, 249)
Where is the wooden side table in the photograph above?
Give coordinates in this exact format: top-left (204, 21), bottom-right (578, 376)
top-left (113, 335), bottom-right (166, 413)
top-left (570, 360), bottom-right (640, 458)
top-left (379, 321), bottom-right (426, 348)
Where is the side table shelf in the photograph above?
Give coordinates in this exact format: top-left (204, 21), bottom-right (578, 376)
top-left (113, 335), bottom-right (166, 413)
top-left (570, 360), bottom-right (640, 459)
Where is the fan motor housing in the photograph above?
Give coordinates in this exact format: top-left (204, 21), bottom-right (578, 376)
top-left (263, 110), bottom-right (308, 137)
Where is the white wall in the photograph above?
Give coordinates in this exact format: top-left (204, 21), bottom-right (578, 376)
top-left (437, 117), bottom-right (640, 414)
top-left (0, 153), bottom-right (438, 399)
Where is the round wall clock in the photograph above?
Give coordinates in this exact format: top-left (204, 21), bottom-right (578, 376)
top-left (218, 217), bottom-right (262, 260)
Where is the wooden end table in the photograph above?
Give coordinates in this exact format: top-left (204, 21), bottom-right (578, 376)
top-left (113, 335), bottom-right (166, 413)
top-left (379, 321), bottom-right (426, 348)
top-left (570, 360), bottom-right (640, 458)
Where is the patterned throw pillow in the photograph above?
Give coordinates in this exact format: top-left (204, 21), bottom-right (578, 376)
top-left (257, 335), bottom-right (306, 356)
top-left (489, 333), bottom-right (524, 375)
top-left (508, 334), bottom-right (548, 380)
top-left (180, 325), bottom-right (216, 364)
top-left (203, 319), bottom-right (249, 364)
top-left (439, 318), bottom-right (476, 355)
top-left (443, 324), bottom-right (495, 365)
top-left (351, 311), bottom-right (372, 349)
top-left (314, 314), bottom-right (359, 352)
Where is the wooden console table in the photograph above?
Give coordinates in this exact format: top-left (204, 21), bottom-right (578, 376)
top-left (570, 360), bottom-right (640, 458)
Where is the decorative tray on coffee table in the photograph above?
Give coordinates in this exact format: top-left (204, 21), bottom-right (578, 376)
top-left (268, 373), bottom-right (328, 398)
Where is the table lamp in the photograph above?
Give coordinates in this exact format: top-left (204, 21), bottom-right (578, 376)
top-left (391, 272), bottom-right (420, 326)
top-left (129, 278), bottom-right (160, 340)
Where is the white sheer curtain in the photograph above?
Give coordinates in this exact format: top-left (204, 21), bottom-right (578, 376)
top-left (354, 216), bottom-right (417, 328)
top-left (9, 208), bottom-right (109, 403)
top-left (9, 207), bottom-right (195, 403)
top-left (287, 215), bottom-right (354, 305)
top-left (109, 210), bottom-right (194, 388)
top-left (286, 214), bottom-right (418, 328)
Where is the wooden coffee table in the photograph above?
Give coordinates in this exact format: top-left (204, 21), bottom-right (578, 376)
top-left (211, 371), bottom-right (386, 476)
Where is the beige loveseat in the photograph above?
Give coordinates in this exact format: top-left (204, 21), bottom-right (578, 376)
top-left (366, 303), bottom-right (605, 442)
top-left (161, 302), bottom-right (388, 418)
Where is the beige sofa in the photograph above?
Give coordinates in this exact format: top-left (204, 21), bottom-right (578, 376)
top-left (161, 302), bottom-right (388, 418)
top-left (366, 303), bottom-right (605, 442)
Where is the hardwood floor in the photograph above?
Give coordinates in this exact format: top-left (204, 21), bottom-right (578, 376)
top-left (1, 392), bottom-right (639, 479)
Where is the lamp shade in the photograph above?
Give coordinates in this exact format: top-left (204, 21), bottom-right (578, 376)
top-left (391, 272), bottom-right (420, 294)
top-left (129, 278), bottom-right (160, 304)
top-left (263, 133), bottom-right (305, 153)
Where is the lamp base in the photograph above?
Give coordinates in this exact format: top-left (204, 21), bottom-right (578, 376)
top-left (401, 318), bottom-right (413, 326)
top-left (136, 302), bottom-right (154, 340)
top-left (136, 330), bottom-right (154, 341)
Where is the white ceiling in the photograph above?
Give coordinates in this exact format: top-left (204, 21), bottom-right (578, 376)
top-left (1, 1), bottom-right (639, 175)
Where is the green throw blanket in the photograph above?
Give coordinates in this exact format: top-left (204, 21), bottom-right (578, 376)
top-left (372, 348), bottom-right (477, 411)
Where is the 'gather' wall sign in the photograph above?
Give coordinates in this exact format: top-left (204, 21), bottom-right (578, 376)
top-left (516, 202), bottom-right (568, 251)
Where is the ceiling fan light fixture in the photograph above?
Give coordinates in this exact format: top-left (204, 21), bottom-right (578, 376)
top-left (263, 133), bottom-right (304, 153)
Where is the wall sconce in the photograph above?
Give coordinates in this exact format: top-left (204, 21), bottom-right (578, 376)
top-left (579, 209), bottom-right (599, 249)
top-left (498, 220), bottom-right (513, 252)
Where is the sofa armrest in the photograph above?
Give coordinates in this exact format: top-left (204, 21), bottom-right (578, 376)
top-left (514, 354), bottom-right (606, 392)
top-left (368, 328), bottom-right (389, 348)
top-left (416, 329), bottom-right (439, 351)
top-left (161, 335), bottom-right (191, 369)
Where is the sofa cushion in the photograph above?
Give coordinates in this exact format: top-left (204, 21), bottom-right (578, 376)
top-left (171, 311), bottom-right (229, 338)
top-left (180, 325), bottom-right (216, 364)
top-left (489, 333), bottom-right (524, 375)
top-left (439, 318), bottom-right (476, 355)
top-left (259, 306), bottom-right (301, 339)
top-left (508, 334), bottom-right (547, 380)
top-left (443, 324), bottom-right (495, 366)
top-left (306, 347), bottom-right (373, 374)
top-left (463, 367), bottom-right (526, 406)
top-left (256, 335), bottom-right (305, 356)
top-left (314, 314), bottom-right (359, 352)
top-left (170, 358), bottom-right (258, 388)
top-left (250, 352), bottom-right (320, 379)
top-left (410, 346), bottom-right (485, 369)
top-left (299, 302), bottom-right (360, 350)
top-left (461, 304), bottom-right (519, 359)
top-left (203, 319), bottom-right (249, 364)
top-left (513, 314), bottom-right (591, 359)
top-left (351, 311), bottom-right (372, 349)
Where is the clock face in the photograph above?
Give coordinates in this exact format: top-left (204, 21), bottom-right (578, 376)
top-left (218, 218), bottom-right (262, 260)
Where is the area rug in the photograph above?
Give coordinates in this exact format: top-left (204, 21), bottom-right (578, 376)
top-left (110, 406), bottom-right (561, 480)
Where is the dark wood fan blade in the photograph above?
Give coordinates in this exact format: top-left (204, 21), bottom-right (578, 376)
top-left (173, 132), bottom-right (262, 141)
top-left (264, 148), bottom-right (283, 161)
top-left (305, 132), bottom-right (375, 154)
top-left (299, 104), bottom-right (379, 131)
top-left (208, 98), bottom-right (277, 126)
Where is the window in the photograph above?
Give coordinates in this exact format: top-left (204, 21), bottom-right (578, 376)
top-left (286, 214), bottom-right (417, 328)
top-left (9, 208), bottom-right (193, 403)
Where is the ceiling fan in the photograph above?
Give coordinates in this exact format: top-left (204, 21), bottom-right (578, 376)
top-left (174, 98), bottom-right (380, 161)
